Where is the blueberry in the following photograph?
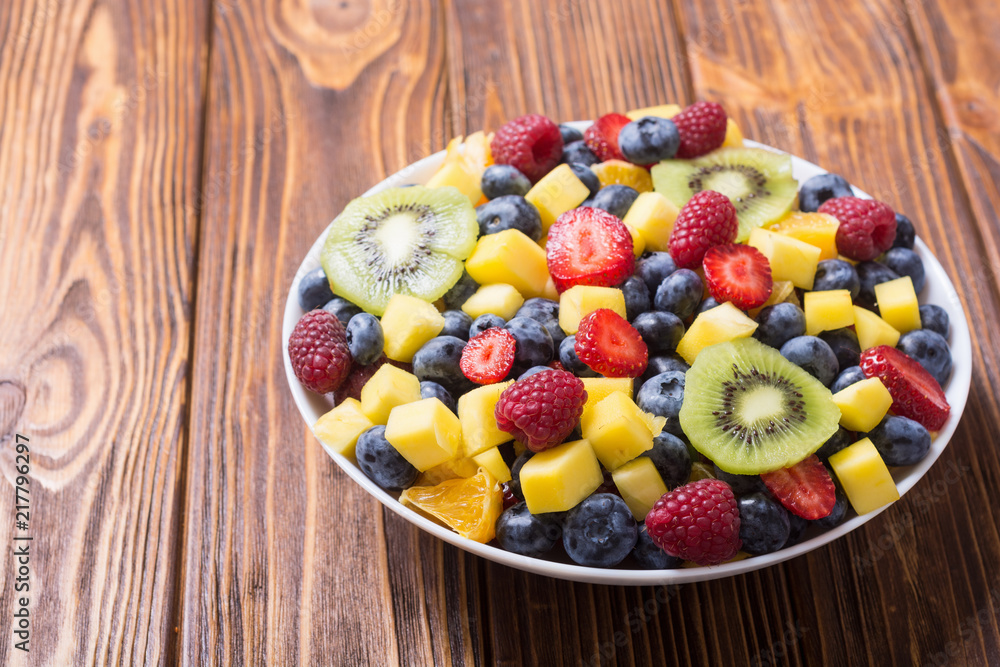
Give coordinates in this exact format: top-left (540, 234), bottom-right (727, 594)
top-left (754, 303), bottom-right (806, 349)
top-left (412, 336), bottom-right (472, 395)
top-left (559, 335), bottom-right (599, 378)
top-left (641, 432), bottom-right (691, 489)
top-left (738, 493), bottom-right (790, 555)
top-left (356, 425), bottom-right (418, 491)
top-left (868, 415), bottom-right (931, 466)
top-left (298, 266), bottom-right (335, 311)
top-left (698, 297), bottom-right (722, 314)
top-left (420, 381), bottom-right (456, 412)
top-left (813, 259), bottom-right (861, 299)
top-left (443, 270), bottom-right (480, 310)
top-left (892, 213), bottom-right (916, 249)
top-left (897, 329), bottom-right (952, 386)
top-left (785, 514), bottom-right (809, 547)
top-left (780, 336), bottom-right (839, 386)
top-left (346, 313), bottom-right (384, 365)
top-left (813, 487), bottom-right (849, 530)
top-left (798, 173), bottom-right (853, 212)
top-left (713, 466), bottom-right (766, 496)
top-left (441, 310), bottom-right (473, 340)
top-left (507, 450), bottom-right (534, 500)
top-left (469, 313), bottom-right (506, 338)
top-left (830, 366), bottom-right (867, 394)
top-left (569, 163), bottom-right (601, 197)
top-left (559, 123), bottom-right (584, 145)
top-left (654, 269), bottom-right (704, 320)
top-left (636, 371), bottom-right (686, 438)
top-left (855, 261), bottom-right (900, 310)
top-left (621, 276), bottom-right (652, 321)
top-left (481, 164), bottom-right (532, 200)
top-left (476, 195), bottom-right (543, 241)
top-left (882, 247), bottom-right (925, 293)
top-left (562, 494), bottom-right (638, 567)
top-left (561, 140), bottom-right (599, 166)
top-left (496, 502), bottom-right (563, 557)
top-left (815, 426), bottom-right (855, 462)
top-left (518, 365), bottom-right (553, 380)
top-left (515, 297), bottom-right (565, 347)
top-left (819, 328), bottom-right (861, 370)
top-left (591, 185), bottom-right (640, 219)
top-left (635, 252), bottom-right (678, 294)
top-left (322, 296), bottom-right (363, 326)
top-left (505, 317), bottom-right (554, 374)
top-left (618, 117), bottom-right (681, 164)
top-left (631, 525), bottom-right (683, 569)
top-left (632, 311), bottom-right (684, 355)
top-left (637, 356), bottom-right (689, 394)
top-left (919, 304), bottom-right (950, 338)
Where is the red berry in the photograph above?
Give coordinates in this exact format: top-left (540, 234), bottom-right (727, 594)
top-left (574, 309), bottom-right (648, 378)
top-left (288, 310), bottom-right (352, 394)
top-left (490, 114), bottom-right (564, 183)
top-left (672, 101), bottom-right (728, 159)
top-left (584, 113), bottom-right (631, 162)
top-left (494, 369), bottom-right (587, 452)
top-left (334, 355), bottom-right (412, 404)
top-left (460, 327), bottom-right (517, 385)
top-left (668, 190), bottom-right (739, 269)
top-left (760, 455), bottom-right (836, 520)
top-left (546, 207), bottom-right (635, 292)
top-left (819, 196), bottom-right (897, 261)
top-left (860, 345), bottom-right (950, 431)
top-left (501, 483), bottom-right (519, 510)
top-left (548, 360), bottom-right (567, 372)
top-left (703, 243), bottom-right (773, 310)
top-left (645, 478), bottom-right (741, 566)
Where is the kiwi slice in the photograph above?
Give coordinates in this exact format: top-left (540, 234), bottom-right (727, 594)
top-left (651, 148), bottom-right (798, 241)
top-left (320, 186), bottom-right (478, 316)
top-left (679, 337), bottom-right (841, 475)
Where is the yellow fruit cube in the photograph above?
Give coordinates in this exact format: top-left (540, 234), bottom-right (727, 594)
top-left (748, 280), bottom-right (795, 318)
top-left (622, 192), bottom-right (679, 252)
top-left (612, 457), bottom-right (669, 520)
top-left (623, 223), bottom-right (646, 257)
top-left (541, 276), bottom-right (560, 301)
top-left (385, 398), bottom-right (463, 471)
top-left (472, 447), bottom-right (512, 483)
top-left (519, 439), bottom-right (603, 514)
top-left (360, 364), bottom-right (422, 424)
top-left (580, 391), bottom-right (655, 470)
top-left (747, 227), bottom-right (822, 290)
top-left (416, 456), bottom-right (479, 486)
top-left (676, 302), bottom-right (758, 364)
top-left (828, 438), bottom-right (900, 515)
top-left (804, 289), bottom-right (855, 336)
top-left (722, 118), bottom-right (744, 148)
top-left (580, 377), bottom-right (634, 424)
top-left (461, 283), bottom-right (524, 320)
top-left (426, 160), bottom-right (482, 205)
top-left (832, 377), bottom-right (893, 432)
top-left (853, 306), bottom-right (900, 350)
top-left (381, 294), bottom-right (446, 362)
top-left (625, 104), bottom-right (681, 121)
top-left (525, 164), bottom-right (591, 233)
top-left (768, 212), bottom-right (840, 261)
top-left (458, 381), bottom-right (513, 456)
top-left (313, 398), bottom-right (373, 461)
top-left (874, 276), bottom-right (921, 333)
top-left (558, 285), bottom-right (627, 334)
top-left (465, 229), bottom-right (549, 298)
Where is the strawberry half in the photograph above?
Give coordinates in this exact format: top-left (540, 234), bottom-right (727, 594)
top-left (760, 455), bottom-right (836, 520)
top-left (546, 207), bottom-right (635, 292)
top-left (574, 309), bottom-right (648, 378)
top-left (860, 345), bottom-right (950, 431)
top-left (703, 243), bottom-right (773, 310)
top-left (460, 327), bottom-right (516, 384)
top-left (584, 113), bottom-right (631, 162)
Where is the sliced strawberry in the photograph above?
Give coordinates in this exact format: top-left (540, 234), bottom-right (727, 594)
top-left (760, 455), bottom-right (836, 520)
top-left (860, 345), bottom-right (950, 431)
top-left (703, 243), bottom-right (773, 310)
top-left (574, 309), bottom-right (648, 378)
top-left (546, 207), bottom-right (635, 292)
top-left (583, 113), bottom-right (631, 162)
top-left (460, 327), bottom-right (516, 384)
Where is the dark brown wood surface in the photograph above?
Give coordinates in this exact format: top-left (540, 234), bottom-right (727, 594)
top-left (1, 0), bottom-right (999, 664)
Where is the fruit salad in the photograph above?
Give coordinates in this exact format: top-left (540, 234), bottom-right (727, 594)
top-left (290, 102), bottom-right (955, 569)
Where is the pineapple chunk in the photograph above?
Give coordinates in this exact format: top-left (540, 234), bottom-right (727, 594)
top-left (676, 302), bottom-right (758, 364)
top-left (622, 192), bottom-right (679, 252)
top-left (832, 377), bottom-right (894, 432)
top-left (519, 439), bottom-right (603, 514)
top-left (385, 398), bottom-right (463, 471)
top-left (722, 118), bottom-right (744, 148)
top-left (580, 391), bottom-right (655, 470)
top-left (425, 132), bottom-right (492, 204)
top-left (313, 398), bottom-right (373, 461)
top-left (461, 283), bottom-right (524, 320)
top-left (625, 104), bottom-right (681, 121)
top-left (465, 229), bottom-right (549, 298)
top-left (558, 285), bottom-right (627, 334)
top-left (580, 377), bottom-right (634, 424)
top-left (381, 294), bottom-right (446, 362)
top-left (624, 223), bottom-right (646, 257)
top-left (804, 289), bottom-right (855, 336)
top-left (768, 212), bottom-right (840, 261)
top-left (747, 227), bottom-right (822, 290)
top-left (853, 305), bottom-right (900, 350)
top-left (472, 447), bottom-right (512, 483)
top-left (458, 381), bottom-right (513, 456)
top-left (828, 437), bottom-right (899, 515)
top-left (612, 457), bottom-right (669, 520)
top-left (525, 164), bottom-right (591, 233)
top-left (874, 277), bottom-right (921, 333)
top-left (426, 161), bottom-right (482, 205)
top-left (541, 276), bottom-right (560, 301)
top-left (360, 364), bottom-right (422, 424)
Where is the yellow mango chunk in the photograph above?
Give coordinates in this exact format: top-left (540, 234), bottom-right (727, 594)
top-left (313, 398), bottom-right (373, 461)
top-left (747, 227), bottom-right (822, 290)
top-left (385, 398), bottom-right (463, 471)
top-left (541, 276), bottom-right (559, 301)
top-left (622, 192), bottom-right (679, 253)
top-left (461, 283), bottom-right (524, 320)
top-left (581, 391), bottom-right (655, 470)
top-left (832, 377), bottom-right (894, 433)
top-left (626, 104), bottom-right (681, 121)
top-left (676, 302), bottom-right (758, 365)
top-left (519, 439), bottom-right (603, 514)
top-left (458, 381), bottom-right (513, 457)
top-left (465, 229), bottom-right (550, 298)
top-left (425, 133), bottom-right (492, 204)
top-left (874, 276), bottom-right (921, 333)
top-left (612, 456), bottom-right (669, 520)
top-left (768, 212), bottom-right (840, 261)
top-left (472, 447), bottom-right (512, 483)
top-left (624, 223), bottom-right (646, 257)
top-left (558, 285), bottom-right (627, 334)
top-left (853, 305), bottom-right (901, 350)
top-left (381, 294), bottom-right (446, 362)
top-left (360, 364), bottom-right (422, 424)
top-left (804, 289), bottom-right (855, 336)
top-left (829, 438), bottom-right (899, 515)
top-left (525, 164), bottom-right (591, 233)
top-left (722, 118), bottom-right (744, 148)
top-left (426, 161), bottom-right (482, 204)
top-left (580, 377), bottom-right (634, 424)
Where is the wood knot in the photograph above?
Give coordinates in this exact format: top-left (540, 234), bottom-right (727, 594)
top-left (0, 381), bottom-right (27, 440)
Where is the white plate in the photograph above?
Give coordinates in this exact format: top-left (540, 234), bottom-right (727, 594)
top-left (282, 126), bottom-right (972, 585)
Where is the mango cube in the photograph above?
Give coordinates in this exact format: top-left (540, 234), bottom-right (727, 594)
top-left (722, 118), bottom-right (744, 148)
top-left (622, 192), bottom-right (679, 252)
top-left (541, 276), bottom-right (559, 301)
top-left (519, 439), bottom-right (603, 514)
top-left (360, 364), bottom-right (422, 424)
top-left (313, 398), bottom-right (373, 461)
top-left (612, 456), bottom-right (669, 520)
top-left (426, 161), bottom-right (482, 204)
top-left (853, 305), bottom-right (900, 350)
top-left (385, 398), bottom-right (463, 471)
top-left (381, 294), bottom-right (446, 362)
top-left (465, 229), bottom-right (550, 298)
top-left (768, 212), bottom-right (840, 261)
top-left (874, 276), bottom-right (921, 333)
top-left (676, 302), bottom-right (758, 364)
top-left (832, 377), bottom-right (894, 432)
top-left (458, 381), bottom-right (513, 456)
top-left (625, 104), bottom-right (681, 121)
top-left (581, 377), bottom-right (634, 424)
top-left (558, 285), bottom-right (627, 334)
top-left (581, 391), bottom-right (655, 470)
top-left (624, 223), bottom-right (646, 257)
top-left (828, 437), bottom-right (900, 515)
top-left (525, 164), bottom-right (591, 232)
top-left (748, 228), bottom-right (822, 290)
top-left (461, 283), bottom-right (524, 320)
top-left (472, 447), bottom-right (512, 483)
top-left (804, 289), bottom-right (855, 336)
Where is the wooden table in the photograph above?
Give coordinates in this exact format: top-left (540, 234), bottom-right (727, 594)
top-left (1, 0), bottom-right (999, 664)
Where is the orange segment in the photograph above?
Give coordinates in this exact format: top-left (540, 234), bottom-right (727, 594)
top-left (591, 160), bottom-right (653, 193)
top-left (400, 467), bottom-right (502, 543)
top-left (768, 212), bottom-right (840, 260)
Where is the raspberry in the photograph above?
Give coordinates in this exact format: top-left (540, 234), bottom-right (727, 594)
top-left (574, 309), bottom-right (648, 378)
top-left (490, 114), bottom-right (563, 183)
top-left (494, 369), bottom-right (587, 452)
top-left (673, 101), bottom-right (728, 159)
top-left (460, 327), bottom-right (516, 384)
top-left (860, 345), bottom-right (950, 431)
top-left (288, 310), bottom-right (352, 394)
top-left (583, 113), bottom-right (632, 162)
top-left (645, 478), bottom-right (742, 566)
top-left (818, 196), bottom-right (897, 261)
top-left (668, 190), bottom-right (739, 269)
top-left (334, 355), bottom-right (412, 404)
